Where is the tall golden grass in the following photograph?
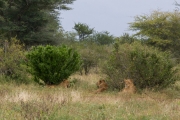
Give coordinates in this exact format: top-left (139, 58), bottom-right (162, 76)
top-left (0, 73), bottom-right (180, 120)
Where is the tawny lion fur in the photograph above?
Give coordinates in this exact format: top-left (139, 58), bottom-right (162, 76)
top-left (60, 79), bottom-right (70, 88)
top-left (94, 79), bottom-right (108, 94)
top-left (47, 79), bottom-right (70, 88)
top-left (122, 79), bottom-right (136, 94)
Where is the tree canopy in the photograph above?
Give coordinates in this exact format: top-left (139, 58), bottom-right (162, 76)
top-left (73, 23), bottom-right (94, 41)
top-left (129, 10), bottom-right (180, 57)
top-left (92, 31), bottom-right (114, 45)
top-left (0, 0), bottom-right (75, 45)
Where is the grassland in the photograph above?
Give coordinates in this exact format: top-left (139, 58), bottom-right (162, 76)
top-left (0, 73), bottom-right (180, 120)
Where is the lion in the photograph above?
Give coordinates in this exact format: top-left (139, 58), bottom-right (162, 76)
top-left (60, 79), bottom-right (70, 88)
top-left (122, 79), bottom-right (136, 94)
top-left (47, 79), bottom-right (70, 88)
top-left (94, 79), bottom-right (108, 94)
top-left (47, 85), bottom-right (55, 88)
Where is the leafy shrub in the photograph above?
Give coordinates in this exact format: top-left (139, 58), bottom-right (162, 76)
top-left (103, 42), bottom-right (178, 90)
top-left (26, 45), bottom-right (81, 85)
top-left (73, 41), bottom-right (111, 75)
top-left (0, 38), bottom-right (31, 84)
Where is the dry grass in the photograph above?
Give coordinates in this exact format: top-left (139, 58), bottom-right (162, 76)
top-left (70, 73), bottom-right (104, 85)
top-left (0, 73), bottom-right (180, 120)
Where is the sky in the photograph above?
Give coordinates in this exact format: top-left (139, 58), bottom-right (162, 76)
top-left (60, 0), bottom-right (177, 37)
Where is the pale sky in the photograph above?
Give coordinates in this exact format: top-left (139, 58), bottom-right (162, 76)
top-left (60, 0), bottom-right (177, 37)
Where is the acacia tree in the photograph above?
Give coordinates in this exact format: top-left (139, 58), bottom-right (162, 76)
top-left (129, 10), bottom-right (180, 57)
top-left (73, 23), bottom-right (94, 41)
top-left (0, 0), bottom-right (75, 45)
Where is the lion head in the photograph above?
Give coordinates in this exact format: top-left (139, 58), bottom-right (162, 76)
top-left (95, 79), bottom-right (108, 94)
top-left (122, 79), bottom-right (136, 94)
top-left (60, 79), bottom-right (70, 88)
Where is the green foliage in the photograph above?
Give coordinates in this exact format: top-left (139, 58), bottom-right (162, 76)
top-left (103, 42), bottom-right (178, 90)
top-left (62, 31), bottom-right (78, 42)
top-left (73, 23), bottom-right (94, 41)
top-left (26, 45), bottom-right (81, 85)
top-left (130, 10), bottom-right (180, 40)
top-left (71, 41), bottom-right (111, 75)
top-left (129, 10), bottom-right (180, 57)
top-left (0, 38), bottom-right (31, 84)
top-left (92, 31), bottom-right (114, 45)
top-left (118, 33), bottom-right (136, 44)
top-left (146, 38), bottom-right (172, 51)
top-left (79, 43), bottom-right (98, 75)
top-left (0, 0), bottom-right (75, 45)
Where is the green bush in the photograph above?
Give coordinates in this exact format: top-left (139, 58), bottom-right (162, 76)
top-left (72, 41), bottom-right (111, 75)
top-left (103, 42), bottom-right (178, 90)
top-left (0, 38), bottom-right (31, 84)
top-left (26, 45), bottom-right (81, 85)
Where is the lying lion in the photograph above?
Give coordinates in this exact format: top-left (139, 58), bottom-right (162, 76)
top-left (47, 79), bottom-right (70, 88)
top-left (60, 79), bottom-right (70, 88)
top-left (121, 79), bottom-right (136, 94)
top-left (94, 79), bottom-right (108, 94)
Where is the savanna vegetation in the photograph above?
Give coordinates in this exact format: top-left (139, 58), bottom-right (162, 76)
top-left (0, 0), bottom-right (180, 119)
